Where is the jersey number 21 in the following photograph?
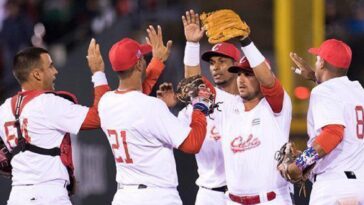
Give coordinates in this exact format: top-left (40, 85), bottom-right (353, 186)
top-left (107, 129), bottom-right (133, 164)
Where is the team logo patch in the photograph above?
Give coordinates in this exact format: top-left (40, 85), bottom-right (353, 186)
top-left (230, 134), bottom-right (261, 153)
top-left (252, 118), bottom-right (260, 126)
top-left (212, 43), bottom-right (222, 51)
top-left (136, 50), bottom-right (142, 58)
top-left (210, 126), bottom-right (221, 141)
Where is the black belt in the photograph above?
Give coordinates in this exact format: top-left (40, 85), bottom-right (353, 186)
top-left (15, 181), bottom-right (68, 188)
top-left (314, 171), bottom-right (357, 182)
top-left (117, 184), bottom-right (147, 189)
top-left (201, 185), bottom-right (227, 193)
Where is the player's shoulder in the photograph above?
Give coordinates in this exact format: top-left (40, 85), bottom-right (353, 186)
top-left (99, 90), bottom-right (116, 102)
top-left (0, 97), bottom-right (12, 115)
top-left (215, 87), bottom-right (239, 102)
top-left (311, 78), bottom-right (341, 97)
top-left (36, 92), bottom-right (73, 104)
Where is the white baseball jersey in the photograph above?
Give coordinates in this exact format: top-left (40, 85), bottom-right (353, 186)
top-left (0, 93), bottom-right (88, 185)
top-left (98, 90), bottom-right (191, 188)
top-left (219, 92), bottom-right (292, 195)
top-left (178, 87), bottom-right (238, 189)
top-left (307, 76), bottom-right (364, 175)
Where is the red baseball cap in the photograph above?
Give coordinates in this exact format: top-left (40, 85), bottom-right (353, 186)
top-left (201, 42), bottom-right (241, 62)
top-left (228, 57), bottom-right (253, 74)
top-left (109, 38), bottom-right (152, 71)
top-left (308, 39), bottom-right (352, 69)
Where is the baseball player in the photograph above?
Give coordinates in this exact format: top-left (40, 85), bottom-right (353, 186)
top-left (0, 39), bottom-right (110, 205)
top-left (216, 35), bottom-right (293, 204)
top-left (178, 10), bottom-right (240, 205)
top-left (98, 25), bottom-right (211, 205)
top-left (284, 39), bottom-right (364, 205)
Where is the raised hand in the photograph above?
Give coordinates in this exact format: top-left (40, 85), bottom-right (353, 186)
top-left (145, 25), bottom-right (173, 63)
top-left (289, 52), bottom-right (316, 82)
top-left (156, 82), bottom-right (177, 108)
top-left (87, 38), bottom-right (105, 74)
top-left (182, 9), bottom-right (205, 43)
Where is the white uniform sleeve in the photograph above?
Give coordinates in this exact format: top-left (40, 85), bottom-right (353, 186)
top-left (43, 94), bottom-right (89, 135)
top-left (148, 99), bottom-right (191, 148)
top-left (310, 91), bottom-right (346, 132)
top-left (177, 105), bottom-right (193, 127)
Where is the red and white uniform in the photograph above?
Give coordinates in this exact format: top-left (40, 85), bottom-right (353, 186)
top-left (0, 72), bottom-right (108, 205)
top-left (307, 76), bottom-right (364, 204)
top-left (219, 86), bottom-right (293, 205)
top-left (98, 90), bottom-right (194, 205)
top-left (178, 87), bottom-right (238, 205)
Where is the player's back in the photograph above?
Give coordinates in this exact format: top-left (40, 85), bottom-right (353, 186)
top-left (98, 90), bottom-right (191, 188)
top-left (308, 76), bottom-right (364, 173)
top-left (0, 93), bottom-right (88, 185)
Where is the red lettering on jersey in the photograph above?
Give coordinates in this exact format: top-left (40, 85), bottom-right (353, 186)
top-left (210, 126), bottom-right (221, 141)
top-left (230, 134), bottom-right (261, 153)
top-left (355, 105), bottom-right (364, 139)
top-left (107, 129), bottom-right (133, 164)
top-left (4, 119), bottom-right (31, 148)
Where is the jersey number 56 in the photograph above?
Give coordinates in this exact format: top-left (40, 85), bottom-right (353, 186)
top-left (4, 119), bottom-right (31, 148)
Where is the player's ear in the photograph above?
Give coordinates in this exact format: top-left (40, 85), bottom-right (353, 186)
top-left (135, 58), bottom-right (145, 72)
top-left (317, 56), bottom-right (325, 70)
top-left (30, 68), bottom-right (43, 82)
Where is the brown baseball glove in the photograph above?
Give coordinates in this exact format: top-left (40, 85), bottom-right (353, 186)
top-left (176, 75), bottom-right (217, 115)
top-left (200, 9), bottom-right (250, 44)
top-left (275, 142), bottom-right (314, 197)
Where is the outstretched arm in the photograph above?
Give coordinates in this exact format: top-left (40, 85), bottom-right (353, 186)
top-left (142, 25), bottom-right (173, 95)
top-left (182, 9), bottom-right (205, 78)
top-left (81, 38), bottom-right (110, 130)
top-left (239, 37), bottom-right (284, 113)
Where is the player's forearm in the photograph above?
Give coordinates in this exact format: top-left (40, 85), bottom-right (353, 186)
top-left (178, 110), bottom-right (207, 154)
top-left (81, 72), bottom-right (110, 130)
top-left (184, 42), bottom-right (202, 78)
top-left (313, 124), bottom-right (344, 157)
top-left (142, 58), bottom-right (165, 95)
top-left (260, 79), bottom-right (284, 113)
top-left (294, 124), bottom-right (344, 172)
top-left (240, 38), bottom-right (275, 87)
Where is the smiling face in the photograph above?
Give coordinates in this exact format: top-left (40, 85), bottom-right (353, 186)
top-left (38, 53), bottom-right (58, 90)
top-left (236, 71), bottom-right (261, 101)
top-left (209, 56), bottom-right (237, 87)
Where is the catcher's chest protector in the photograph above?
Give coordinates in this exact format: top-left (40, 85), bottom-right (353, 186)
top-left (9, 90), bottom-right (76, 195)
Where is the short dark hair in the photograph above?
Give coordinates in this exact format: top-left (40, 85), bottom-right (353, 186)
top-left (13, 47), bottom-right (49, 84)
top-left (324, 61), bottom-right (347, 76)
top-left (117, 66), bottom-right (135, 80)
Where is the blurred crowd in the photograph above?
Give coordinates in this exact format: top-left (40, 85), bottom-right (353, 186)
top-left (0, 0), bottom-right (364, 101)
top-left (0, 0), bottom-right (166, 100)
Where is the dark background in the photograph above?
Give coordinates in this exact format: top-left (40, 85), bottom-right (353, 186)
top-left (1, 0), bottom-right (363, 205)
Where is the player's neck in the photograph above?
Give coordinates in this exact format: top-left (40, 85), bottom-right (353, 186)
top-left (218, 80), bottom-right (239, 95)
top-left (21, 81), bottom-right (44, 91)
top-left (320, 72), bottom-right (345, 83)
top-left (118, 78), bottom-right (142, 92)
top-left (243, 95), bottom-right (263, 111)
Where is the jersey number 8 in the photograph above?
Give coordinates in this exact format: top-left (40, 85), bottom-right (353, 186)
top-left (355, 106), bottom-right (364, 139)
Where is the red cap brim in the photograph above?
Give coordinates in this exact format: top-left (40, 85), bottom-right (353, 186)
top-left (140, 44), bottom-right (152, 55)
top-left (201, 51), bottom-right (235, 62)
top-left (308, 47), bottom-right (320, 55)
